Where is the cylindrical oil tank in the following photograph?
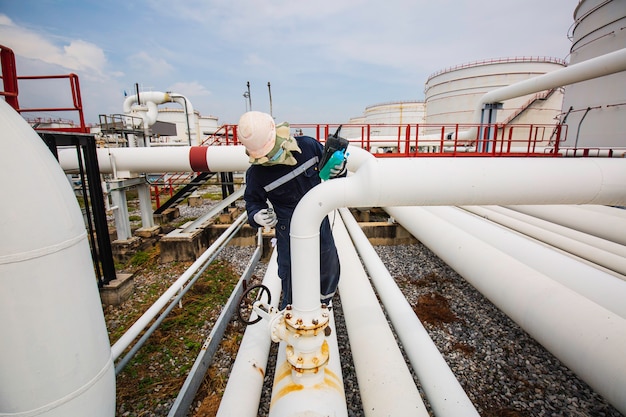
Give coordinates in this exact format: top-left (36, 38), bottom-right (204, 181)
top-left (424, 58), bottom-right (566, 139)
top-left (344, 101), bottom-right (425, 151)
top-left (561, 0), bottom-right (626, 150)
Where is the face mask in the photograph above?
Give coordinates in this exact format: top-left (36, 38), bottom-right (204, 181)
top-left (249, 122), bottom-right (302, 166)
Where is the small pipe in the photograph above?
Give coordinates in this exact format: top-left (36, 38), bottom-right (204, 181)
top-left (574, 106), bottom-right (592, 148)
top-left (170, 229), bottom-right (264, 417)
top-left (111, 213), bottom-right (248, 360)
top-left (115, 219), bottom-right (246, 373)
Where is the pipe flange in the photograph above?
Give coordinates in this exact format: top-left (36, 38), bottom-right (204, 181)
top-left (283, 306), bottom-right (330, 336)
top-left (286, 339), bottom-right (330, 374)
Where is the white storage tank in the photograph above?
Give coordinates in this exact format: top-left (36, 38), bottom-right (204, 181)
top-left (424, 57), bottom-right (566, 139)
top-left (560, 0), bottom-right (626, 151)
top-left (344, 101), bottom-right (425, 151)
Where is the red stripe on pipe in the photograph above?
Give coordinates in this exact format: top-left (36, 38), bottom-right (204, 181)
top-left (189, 146), bottom-right (210, 172)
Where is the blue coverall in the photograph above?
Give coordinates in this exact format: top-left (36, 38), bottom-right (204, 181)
top-left (244, 135), bottom-right (341, 309)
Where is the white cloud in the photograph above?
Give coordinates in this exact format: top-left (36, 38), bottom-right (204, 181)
top-left (128, 51), bottom-right (174, 78)
top-left (167, 81), bottom-right (211, 97)
top-left (0, 14), bottom-right (108, 79)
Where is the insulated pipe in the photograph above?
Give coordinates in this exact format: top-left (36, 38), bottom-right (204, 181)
top-left (0, 100), bottom-right (115, 415)
top-left (216, 249), bottom-right (282, 417)
top-left (445, 206), bottom-right (626, 317)
top-left (268, 311), bottom-right (347, 417)
top-left (471, 205), bottom-right (626, 259)
top-left (386, 205), bottom-right (626, 415)
top-left (123, 91), bottom-right (197, 143)
top-left (333, 213), bottom-right (429, 416)
top-left (290, 156), bottom-right (626, 320)
top-left (504, 205), bottom-right (626, 246)
top-left (123, 91), bottom-right (170, 127)
top-left (461, 205), bottom-right (626, 279)
top-left (58, 145), bottom-right (251, 174)
top-left (169, 93), bottom-right (196, 145)
top-left (417, 48), bottom-right (626, 142)
top-left (337, 208), bottom-right (473, 416)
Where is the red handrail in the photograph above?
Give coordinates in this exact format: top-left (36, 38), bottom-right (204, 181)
top-left (0, 45), bottom-right (88, 133)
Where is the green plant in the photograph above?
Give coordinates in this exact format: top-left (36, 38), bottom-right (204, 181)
top-left (129, 251), bottom-right (150, 267)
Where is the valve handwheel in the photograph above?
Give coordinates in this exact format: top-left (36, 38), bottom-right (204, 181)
top-left (238, 283), bottom-right (272, 325)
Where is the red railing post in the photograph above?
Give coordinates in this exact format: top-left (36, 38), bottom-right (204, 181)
top-left (0, 45), bottom-right (19, 109)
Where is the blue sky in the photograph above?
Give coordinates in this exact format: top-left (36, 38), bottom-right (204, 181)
top-left (1, 0), bottom-right (575, 125)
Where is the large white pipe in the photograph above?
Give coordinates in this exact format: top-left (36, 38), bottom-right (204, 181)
top-left (461, 205), bottom-right (626, 279)
top-left (476, 48), bottom-right (626, 121)
top-left (444, 206), bottom-right (626, 317)
top-left (338, 208), bottom-right (479, 416)
top-left (58, 145), bottom-right (250, 175)
top-left (386, 205), bottom-right (626, 415)
top-left (290, 155), bottom-right (626, 317)
top-left (504, 205), bottom-right (626, 246)
top-left (425, 47), bottom-right (626, 142)
top-left (217, 249), bottom-right (282, 417)
top-left (0, 100), bottom-right (115, 415)
top-left (333, 213), bottom-right (429, 416)
top-left (268, 311), bottom-right (347, 417)
top-left (471, 205), bottom-right (626, 259)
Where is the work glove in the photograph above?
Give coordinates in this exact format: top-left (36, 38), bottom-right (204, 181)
top-left (329, 159), bottom-right (347, 178)
top-left (253, 208), bottom-right (277, 228)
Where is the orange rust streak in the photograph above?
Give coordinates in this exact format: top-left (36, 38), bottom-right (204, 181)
top-left (252, 362), bottom-right (265, 378)
top-left (273, 360), bottom-right (292, 384)
top-left (270, 382), bottom-right (305, 408)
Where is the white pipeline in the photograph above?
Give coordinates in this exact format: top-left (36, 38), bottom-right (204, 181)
top-left (338, 208), bottom-right (479, 416)
top-left (58, 145), bottom-right (250, 175)
top-left (268, 311), bottom-right (347, 417)
top-left (216, 249), bottom-right (282, 417)
top-left (123, 91), bottom-right (198, 143)
top-left (0, 100), bottom-right (115, 416)
top-left (333, 213), bottom-right (429, 417)
top-left (434, 47), bottom-right (626, 141)
top-left (290, 155), bottom-right (626, 327)
top-left (471, 205), bottom-right (626, 259)
top-left (445, 206), bottom-right (626, 317)
top-left (386, 205), bottom-right (626, 415)
top-left (504, 205), bottom-right (626, 246)
top-left (461, 205), bottom-right (626, 279)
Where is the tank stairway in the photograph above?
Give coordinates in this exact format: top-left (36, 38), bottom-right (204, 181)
top-left (153, 171), bottom-right (215, 214)
top-left (501, 88), bottom-right (557, 124)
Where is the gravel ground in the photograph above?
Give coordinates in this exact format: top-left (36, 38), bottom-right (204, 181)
top-left (111, 198), bottom-right (623, 416)
top-left (213, 242), bottom-right (623, 417)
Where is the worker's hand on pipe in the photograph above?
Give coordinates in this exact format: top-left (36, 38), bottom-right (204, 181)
top-left (329, 160), bottom-right (346, 178)
top-left (254, 208), bottom-right (277, 227)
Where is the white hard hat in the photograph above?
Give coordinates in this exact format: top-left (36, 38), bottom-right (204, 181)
top-left (237, 111), bottom-right (276, 158)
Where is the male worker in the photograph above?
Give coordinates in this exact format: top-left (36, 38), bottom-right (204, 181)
top-left (238, 111), bottom-right (346, 309)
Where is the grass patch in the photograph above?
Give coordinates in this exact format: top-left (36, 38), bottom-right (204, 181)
top-left (108, 255), bottom-right (241, 415)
